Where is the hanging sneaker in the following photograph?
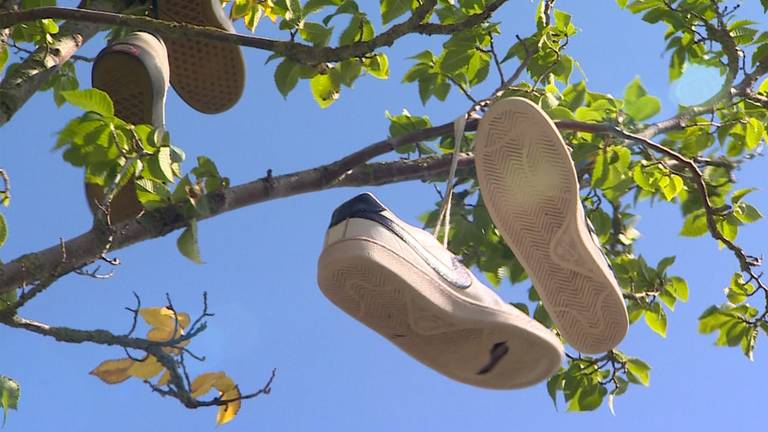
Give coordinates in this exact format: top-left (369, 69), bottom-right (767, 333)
top-left (87, 31), bottom-right (170, 223)
top-left (156, 0), bottom-right (246, 114)
top-left (474, 97), bottom-right (629, 354)
top-left (317, 193), bottom-right (564, 389)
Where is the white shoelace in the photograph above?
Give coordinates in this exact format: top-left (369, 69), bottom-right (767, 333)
top-left (433, 114), bottom-right (468, 248)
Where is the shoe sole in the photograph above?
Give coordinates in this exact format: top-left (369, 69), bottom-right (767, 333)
top-left (318, 237), bottom-right (563, 389)
top-left (159, 0), bottom-right (245, 114)
top-left (89, 50), bottom-right (151, 223)
top-left (474, 98), bottom-right (628, 354)
top-left (92, 50), bottom-right (155, 125)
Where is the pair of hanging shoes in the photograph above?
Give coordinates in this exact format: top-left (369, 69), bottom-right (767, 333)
top-left (317, 98), bottom-right (629, 389)
top-left (85, 0), bottom-right (245, 223)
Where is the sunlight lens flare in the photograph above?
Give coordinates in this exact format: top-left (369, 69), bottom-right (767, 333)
top-left (671, 64), bottom-right (725, 106)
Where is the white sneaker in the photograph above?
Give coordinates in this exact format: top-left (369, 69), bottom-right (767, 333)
top-left (317, 193), bottom-right (563, 389)
top-left (474, 97), bottom-right (629, 354)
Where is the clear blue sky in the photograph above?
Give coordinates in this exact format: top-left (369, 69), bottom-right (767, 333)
top-left (1, 1), bottom-right (766, 430)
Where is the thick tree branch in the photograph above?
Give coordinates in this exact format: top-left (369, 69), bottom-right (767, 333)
top-left (2, 87), bottom-right (765, 295)
top-left (0, 1), bottom-right (509, 65)
top-left (0, 0), bottom-right (20, 47)
top-left (0, 150), bottom-right (475, 294)
top-left (0, 0), bottom-right (135, 126)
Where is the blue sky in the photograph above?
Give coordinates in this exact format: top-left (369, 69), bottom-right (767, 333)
top-left (1, 0), bottom-right (766, 430)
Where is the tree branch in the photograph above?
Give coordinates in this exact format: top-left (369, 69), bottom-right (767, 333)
top-left (0, 150), bottom-right (475, 294)
top-left (2, 86), bottom-right (764, 295)
top-left (0, 0), bottom-right (136, 126)
top-left (0, 1), bottom-right (510, 65)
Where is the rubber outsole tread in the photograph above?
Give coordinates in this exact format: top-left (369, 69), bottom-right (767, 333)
top-left (159, 0), bottom-right (245, 113)
top-left (318, 239), bottom-right (562, 389)
top-left (475, 98), bottom-right (628, 354)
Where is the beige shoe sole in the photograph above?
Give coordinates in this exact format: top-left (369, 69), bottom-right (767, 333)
top-left (474, 98), bottom-right (628, 354)
top-left (91, 47), bottom-right (156, 125)
top-left (159, 0), bottom-right (245, 114)
top-left (318, 237), bottom-right (563, 389)
top-left (84, 182), bottom-right (144, 224)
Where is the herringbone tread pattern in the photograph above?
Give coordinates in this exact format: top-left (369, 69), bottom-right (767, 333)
top-left (160, 0), bottom-right (245, 113)
top-left (317, 241), bottom-right (562, 389)
top-left (475, 98), bottom-right (628, 354)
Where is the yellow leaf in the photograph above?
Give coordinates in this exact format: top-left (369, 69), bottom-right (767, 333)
top-left (191, 372), bottom-right (226, 398)
top-left (147, 326), bottom-right (174, 342)
top-left (157, 370), bottom-right (171, 386)
top-left (216, 386), bottom-right (241, 426)
top-left (89, 358), bottom-right (133, 384)
top-left (212, 374), bottom-right (236, 393)
top-left (128, 356), bottom-right (165, 380)
top-left (140, 307), bottom-right (190, 330)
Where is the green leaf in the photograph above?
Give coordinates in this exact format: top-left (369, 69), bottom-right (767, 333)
top-left (632, 163), bottom-right (659, 192)
top-left (717, 320), bottom-right (750, 347)
top-left (665, 276), bottom-right (689, 302)
top-left (274, 58), bottom-right (302, 97)
top-left (135, 178), bottom-right (170, 210)
top-left (731, 188), bottom-right (756, 204)
top-left (745, 118), bottom-right (765, 150)
top-left (726, 273), bottom-right (753, 304)
top-left (616, 0), bottom-right (628, 8)
top-left (0, 44), bottom-right (8, 71)
top-left (300, 22), bottom-right (333, 47)
top-left (679, 210), bottom-right (708, 237)
top-left (624, 95), bottom-right (661, 121)
top-left (742, 326), bottom-right (758, 360)
top-left (0, 213), bottom-right (7, 248)
top-left (625, 358), bottom-right (651, 386)
top-left (60, 89), bottom-right (114, 117)
top-left (546, 373), bottom-right (562, 410)
top-left (340, 14), bottom-right (374, 45)
top-left (310, 73), bottom-right (340, 108)
top-left (338, 59), bottom-right (362, 87)
top-left (561, 81), bottom-right (587, 111)
top-left (40, 18), bottom-right (58, 34)
top-left (698, 306), bottom-right (734, 334)
top-left (644, 302), bottom-right (667, 337)
top-left (365, 53), bottom-right (389, 79)
top-left (0, 375), bottom-right (20, 426)
top-left (286, 0), bottom-right (304, 22)
top-left (592, 146), bottom-right (631, 189)
top-left (717, 218), bottom-right (738, 242)
top-left (177, 220), bottom-right (203, 264)
top-left (244, 5), bottom-right (263, 32)
top-left (157, 147), bottom-right (174, 183)
top-left (386, 109), bottom-right (431, 140)
top-left (656, 256), bottom-right (676, 274)
top-left (659, 174), bottom-right (684, 201)
top-left (627, 300), bottom-right (645, 324)
top-left (380, 0), bottom-right (416, 25)
top-left (735, 203), bottom-right (763, 223)
top-left (533, 302), bottom-right (554, 328)
top-left (623, 76), bottom-right (647, 102)
top-left (567, 383), bottom-right (606, 412)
